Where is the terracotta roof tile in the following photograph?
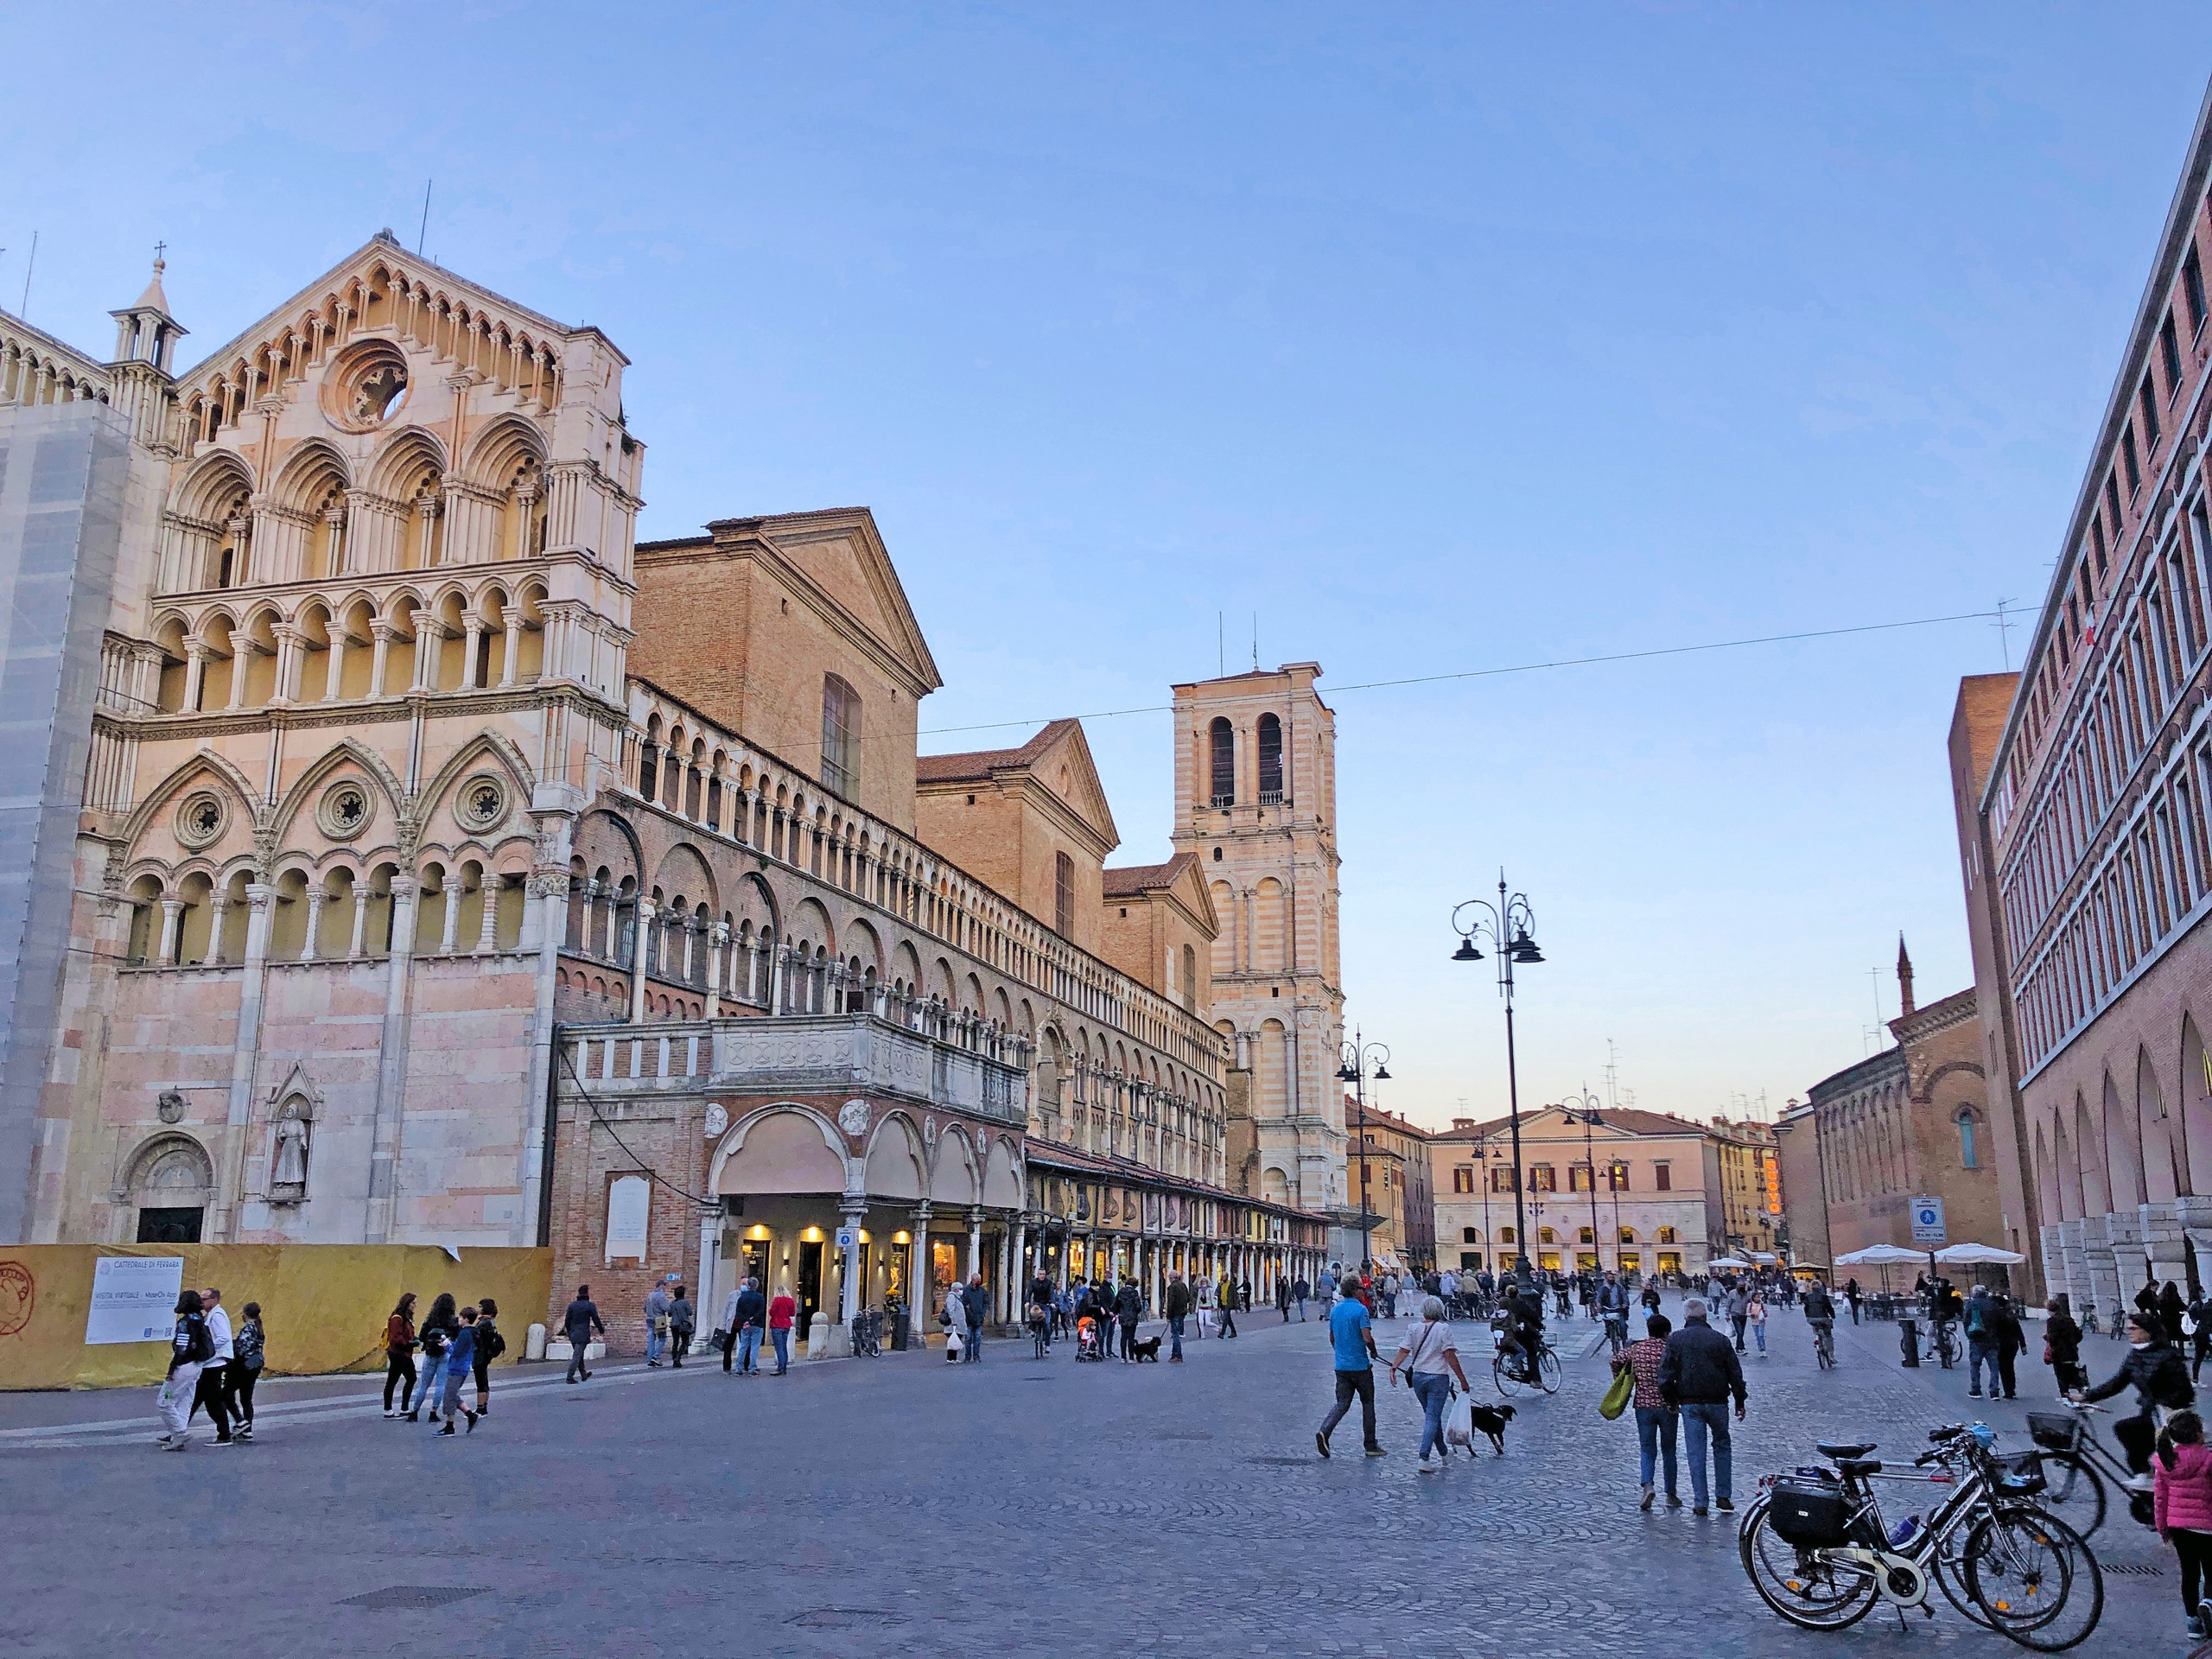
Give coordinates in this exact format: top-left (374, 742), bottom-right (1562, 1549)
top-left (1101, 854), bottom-right (1198, 898)
top-left (916, 719), bottom-right (1079, 785)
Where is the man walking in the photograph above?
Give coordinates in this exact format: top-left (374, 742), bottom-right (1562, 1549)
top-left (1965, 1284), bottom-right (1996, 1398)
top-left (963, 1275), bottom-right (989, 1363)
top-left (1165, 1272), bottom-right (1192, 1362)
top-left (645, 1280), bottom-right (671, 1368)
top-left (1217, 1272), bottom-right (1238, 1339)
top-left (1726, 1281), bottom-right (1751, 1354)
top-left (1315, 1281), bottom-right (1384, 1459)
top-left (563, 1285), bottom-right (604, 1383)
top-left (1658, 1296), bottom-right (1747, 1516)
top-left (724, 1275), bottom-right (766, 1374)
top-left (1115, 1277), bottom-right (1142, 1361)
top-left (188, 1287), bottom-right (235, 1446)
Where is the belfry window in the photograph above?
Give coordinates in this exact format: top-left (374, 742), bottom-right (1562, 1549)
top-left (1957, 1110), bottom-right (1979, 1170)
top-left (820, 675), bottom-right (860, 798)
top-left (1209, 717), bottom-right (1235, 808)
top-left (1257, 713), bottom-right (1283, 804)
top-left (1054, 851), bottom-right (1075, 938)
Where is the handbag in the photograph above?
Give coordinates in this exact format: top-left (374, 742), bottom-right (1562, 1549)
top-left (1599, 1363), bottom-right (1635, 1421)
top-left (2043, 1338), bottom-right (2054, 1365)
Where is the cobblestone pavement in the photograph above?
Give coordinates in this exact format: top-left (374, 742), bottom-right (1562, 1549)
top-left (0, 1295), bottom-right (2195, 1657)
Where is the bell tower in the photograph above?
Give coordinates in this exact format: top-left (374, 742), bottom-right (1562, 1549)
top-left (105, 251), bottom-right (186, 451)
top-left (1170, 663), bottom-right (1348, 1238)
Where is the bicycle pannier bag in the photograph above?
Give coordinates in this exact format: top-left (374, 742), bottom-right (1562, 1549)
top-left (1767, 1478), bottom-right (1852, 1548)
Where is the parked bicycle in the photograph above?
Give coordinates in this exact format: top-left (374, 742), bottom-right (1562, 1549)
top-left (1738, 1422), bottom-right (2101, 1649)
top-left (850, 1309), bottom-right (883, 1358)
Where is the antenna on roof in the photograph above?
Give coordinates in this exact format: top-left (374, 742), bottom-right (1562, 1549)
top-left (1250, 613), bottom-right (1258, 672)
top-left (19, 230), bottom-right (36, 317)
top-left (1218, 612), bottom-right (1224, 678)
top-left (1993, 596), bottom-right (2018, 670)
top-left (417, 180), bottom-right (433, 256)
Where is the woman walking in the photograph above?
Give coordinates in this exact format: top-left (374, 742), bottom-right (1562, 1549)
top-left (382, 1293), bottom-right (417, 1419)
top-left (1745, 1290), bottom-right (1768, 1358)
top-left (1389, 1296), bottom-right (1471, 1471)
top-left (1615, 1311), bottom-right (1680, 1510)
top-left (231, 1302), bottom-right (266, 1441)
top-left (155, 1289), bottom-right (213, 1451)
top-left (668, 1285), bottom-right (695, 1368)
top-left (769, 1283), bottom-right (798, 1374)
top-left (407, 1293), bottom-right (457, 1423)
top-left (471, 1297), bottom-right (500, 1416)
top-left (2047, 1294), bottom-right (2088, 1395)
top-left (435, 1306), bottom-right (480, 1435)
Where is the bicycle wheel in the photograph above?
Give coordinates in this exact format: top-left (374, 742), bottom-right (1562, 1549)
top-left (2038, 1452), bottom-right (2107, 1538)
top-left (1492, 1353), bottom-right (1523, 1397)
top-left (1536, 1348), bottom-right (1561, 1394)
top-left (1737, 1499), bottom-right (1880, 1631)
top-left (1961, 1508), bottom-right (2102, 1651)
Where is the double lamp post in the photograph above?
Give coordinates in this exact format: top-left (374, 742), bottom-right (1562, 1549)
top-left (1452, 874), bottom-right (1543, 1278)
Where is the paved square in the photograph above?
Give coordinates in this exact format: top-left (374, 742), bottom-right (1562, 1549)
top-left (0, 1296), bottom-right (2187, 1656)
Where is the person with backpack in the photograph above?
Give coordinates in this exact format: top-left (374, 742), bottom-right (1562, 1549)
top-left (471, 1296), bottom-right (503, 1414)
top-left (1964, 1284), bottom-right (1996, 1398)
top-left (668, 1284), bottom-right (695, 1368)
top-left (645, 1281), bottom-right (671, 1368)
top-left (435, 1306), bottom-right (480, 1435)
top-left (155, 1288), bottom-right (213, 1451)
top-left (231, 1302), bottom-right (266, 1441)
top-left (382, 1293), bottom-right (417, 1418)
top-left (407, 1294), bottom-right (457, 1422)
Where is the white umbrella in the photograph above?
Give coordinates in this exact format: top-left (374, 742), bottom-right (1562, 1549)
top-left (1709, 1255), bottom-right (1752, 1269)
top-left (1834, 1243), bottom-right (1928, 1266)
top-left (1934, 1243), bottom-right (2025, 1265)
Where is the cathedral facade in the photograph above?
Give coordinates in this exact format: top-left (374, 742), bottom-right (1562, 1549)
top-left (0, 238), bottom-right (1334, 1342)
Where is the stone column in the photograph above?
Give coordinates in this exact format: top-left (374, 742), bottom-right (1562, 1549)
top-left (499, 605), bottom-right (524, 687)
top-left (2056, 1220), bottom-right (2089, 1319)
top-left (207, 896), bottom-right (229, 966)
top-left (2040, 1223), bottom-right (2076, 1313)
top-left (348, 887), bottom-right (371, 959)
top-left (2142, 1199), bottom-right (2190, 1299)
top-left (699, 1205), bottom-right (721, 1326)
top-left (300, 887), bottom-right (325, 961)
top-left (967, 1207), bottom-right (983, 1285)
top-left (474, 875), bottom-right (499, 954)
top-left (438, 877), bottom-right (464, 954)
top-left (461, 617), bottom-right (486, 690)
top-left (2177, 1198), bottom-right (2212, 1294)
top-left (365, 876), bottom-right (417, 1243)
top-left (181, 639), bottom-right (208, 711)
top-left (912, 1202), bottom-right (933, 1329)
top-left (630, 899), bottom-right (657, 1023)
top-left (2105, 1210), bottom-right (2150, 1322)
top-left (2080, 1216), bottom-right (2122, 1332)
top-left (157, 898), bottom-right (185, 966)
top-left (368, 620), bottom-right (396, 696)
top-left (705, 922), bottom-right (727, 1019)
top-left (213, 884), bottom-right (276, 1241)
top-left (840, 1199), bottom-right (868, 1328)
top-left (269, 622), bottom-right (303, 705)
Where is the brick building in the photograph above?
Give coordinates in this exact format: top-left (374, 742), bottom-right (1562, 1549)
top-left (1955, 82), bottom-right (2212, 1321)
top-left (1706, 1116), bottom-right (1783, 1263)
top-left (1344, 1101), bottom-right (1435, 1274)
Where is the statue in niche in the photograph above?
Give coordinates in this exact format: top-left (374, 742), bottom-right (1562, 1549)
top-left (269, 1099), bottom-right (311, 1198)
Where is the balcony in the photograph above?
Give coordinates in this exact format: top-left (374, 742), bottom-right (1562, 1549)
top-left (560, 1011), bottom-right (1029, 1125)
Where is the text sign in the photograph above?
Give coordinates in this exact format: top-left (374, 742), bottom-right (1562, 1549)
top-left (1910, 1198), bottom-right (1947, 1246)
top-left (86, 1255), bottom-right (183, 1344)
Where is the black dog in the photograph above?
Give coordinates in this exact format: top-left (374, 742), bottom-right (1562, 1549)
top-left (1128, 1333), bottom-right (1163, 1363)
top-left (1466, 1402), bottom-right (1515, 1454)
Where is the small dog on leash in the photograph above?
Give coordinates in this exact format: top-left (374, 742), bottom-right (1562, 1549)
top-left (1128, 1333), bottom-right (1164, 1363)
top-left (1465, 1402), bottom-right (1516, 1454)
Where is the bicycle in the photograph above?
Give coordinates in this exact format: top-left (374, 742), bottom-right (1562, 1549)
top-left (1738, 1423), bottom-right (2101, 1649)
top-left (1492, 1331), bottom-right (1560, 1396)
top-left (2030, 1401), bottom-right (2158, 1538)
top-left (849, 1310), bottom-right (883, 1358)
top-left (1927, 1319), bottom-right (1961, 1370)
top-left (1811, 1319), bottom-right (1836, 1370)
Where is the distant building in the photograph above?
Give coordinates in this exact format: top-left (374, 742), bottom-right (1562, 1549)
top-left (1799, 941), bottom-right (2002, 1265)
top-left (1706, 1116), bottom-right (1783, 1264)
top-left (1773, 1101), bottom-right (1831, 1268)
top-left (1345, 1101), bottom-right (1435, 1274)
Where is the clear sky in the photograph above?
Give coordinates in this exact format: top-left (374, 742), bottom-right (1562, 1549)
top-left (8, 5), bottom-right (2211, 1130)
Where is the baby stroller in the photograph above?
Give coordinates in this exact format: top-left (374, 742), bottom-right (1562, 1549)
top-left (1075, 1313), bottom-right (1105, 1362)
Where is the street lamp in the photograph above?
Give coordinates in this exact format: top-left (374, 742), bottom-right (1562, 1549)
top-left (1452, 874), bottom-right (1543, 1278)
top-left (1335, 1031), bottom-right (1392, 1274)
top-left (1561, 1087), bottom-right (1606, 1276)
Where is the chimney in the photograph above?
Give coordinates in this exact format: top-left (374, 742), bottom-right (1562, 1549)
top-left (1896, 933), bottom-right (1916, 1019)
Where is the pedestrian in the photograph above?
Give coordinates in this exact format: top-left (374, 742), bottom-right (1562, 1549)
top-left (1277, 1277), bottom-right (1292, 1323)
top-left (645, 1280), bottom-right (671, 1368)
top-left (963, 1275), bottom-right (990, 1363)
top-left (1115, 1278), bottom-right (1142, 1361)
top-left (2073, 1312), bottom-right (2196, 1491)
top-left (2155, 1408), bottom-right (2212, 1639)
top-left (382, 1293), bottom-right (417, 1418)
top-left (435, 1306), bottom-right (480, 1435)
top-left (1294, 1275), bottom-right (1311, 1321)
top-left (1639, 1281), bottom-right (1662, 1319)
top-left (1029, 1268), bottom-right (1056, 1350)
top-left (1616, 1311), bottom-right (1681, 1510)
top-left (1725, 1281), bottom-right (1750, 1354)
top-left (1315, 1281), bottom-right (1384, 1459)
top-left (1991, 1293), bottom-right (2024, 1402)
top-left (2047, 1294), bottom-right (2087, 1395)
top-left (770, 1282), bottom-right (798, 1373)
top-left (1745, 1289), bottom-right (1767, 1358)
top-left (1845, 1278), bottom-right (1862, 1325)
top-left (1165, 1273), bottom-right (1192, 1363)
top-left (188, 1286), bottom-right (236, 1445)
top-left (562, 1284), bottom-right (604, 1384)
top-left (1389, 1296), bottom-right (1471, 1471)
top-left (726, 1275), bottom-right (766, 1374)
top-left (1965, 1285), bottom-right (1997, 1398)
top-left (1657, 1296), bottom-right (1746, 1517)
top-left (155, 1288), bottom-right (213, 1451)
top-left (1316, 1266), bottom-right (1337, 1309)
top-left (2164, 1280), bottom-right (2192, 1350)
top-left (2190, 1287), bottom-right (2212, 1386)
top-left (231, 1301), bottom-right (265, 1441)
top-left (472, 1296), bottom-right (502, 1415)
top-left (410, 1293), bottom-right (456, 1421)
top-left (1217, 1272), bottom-right (1238, 1339)
top-left (668, 1284), bottom-right (694, 1368)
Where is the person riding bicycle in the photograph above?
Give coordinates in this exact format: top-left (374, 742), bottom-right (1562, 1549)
top-left (1598, 1272), bottom-right (1630, 1351)
top-left (1497, 1278), bottom-right (1548, 1380)
top-left (2073, 1310), bottom-right (2197, 1491)
top-left (1802, 1280), bottom-right (1836, 1363)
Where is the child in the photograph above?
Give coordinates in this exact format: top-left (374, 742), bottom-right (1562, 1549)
top-left (231, 1302), bottom-right (266, 1441)
top-left (437, 1306), bottom-right (480, 1436)
top-left (1746, 1293), bottom-right (1768, 1357)
top-left (2157, 1408), bottom-right (2212, 1637)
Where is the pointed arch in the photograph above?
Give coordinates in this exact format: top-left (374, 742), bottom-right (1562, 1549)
top-left (2140, 1045), bottom-right (2182, 1203)
top-left (267, 736), bottom-right (408, 845)
top-left (121, 749), bottom-right (264, 852)
top-left (461, 410), bottom-right (549, 487)
top-left (418, 730), bottom-right (538, 830)
top-left (362, 425), bottom-right (450, 499)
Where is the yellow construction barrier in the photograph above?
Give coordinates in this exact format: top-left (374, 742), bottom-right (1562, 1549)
top-left (0, 1244), bottom-right (550, 1390)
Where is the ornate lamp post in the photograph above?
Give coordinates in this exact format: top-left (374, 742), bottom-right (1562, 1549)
top-left (1561, 1087), bottom-right (1606, 1275)
top-left (1452, 874), bottom-right (1543, 1277)
top-left (1335, 1031), bottom-right (1391, 1272)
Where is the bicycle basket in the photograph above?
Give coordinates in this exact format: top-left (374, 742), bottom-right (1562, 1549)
top-left (1767, 1478), bottom-right (1853, 1548)
top-left (1991, 1448), bottom-right (2046, 1497)
top-left (2025, 1412), bottom-right (2080, 1453)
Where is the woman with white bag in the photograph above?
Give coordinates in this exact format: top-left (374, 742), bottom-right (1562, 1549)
top-left (1389, 1297), bottom-right (1471, 1471)
top-left (942, 1279), bottom-right (969, 1363)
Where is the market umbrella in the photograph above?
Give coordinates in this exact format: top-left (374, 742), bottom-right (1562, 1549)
top-left (1833, 1243), bottom-right (1928, 1265)
top-left (1709, 1256), bottom-right (1752, 1269)
top-left (1934, 1243), bottom-right (2025, 1265)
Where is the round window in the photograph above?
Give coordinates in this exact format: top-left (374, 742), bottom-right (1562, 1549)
top-left (458, 775), bottom-right (507, 830)
top-left (175, 791), bottom-right (226, 849)
top-left (316, 781), bottom-right (372, 841)
top-left (321, 340), bottom-right (411, 433)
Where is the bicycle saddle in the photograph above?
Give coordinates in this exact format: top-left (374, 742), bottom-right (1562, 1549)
top-left (1817, 1441), bottom-right (1876, 1460)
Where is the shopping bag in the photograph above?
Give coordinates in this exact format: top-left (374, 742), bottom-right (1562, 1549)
top-left (944, 1329), bottom-right (963, 1360)
top-left (1599, 1364), bottom-right (1634, 1421)
top-left (1443, 1387), bottom-right (1475, 1452)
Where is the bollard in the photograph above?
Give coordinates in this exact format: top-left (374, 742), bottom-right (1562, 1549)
top-left (1898, 1318), bottom-right (1920, 1367)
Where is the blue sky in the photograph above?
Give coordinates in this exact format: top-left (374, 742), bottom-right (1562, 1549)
top-left (9, 5), bottom-right (2210, 1128)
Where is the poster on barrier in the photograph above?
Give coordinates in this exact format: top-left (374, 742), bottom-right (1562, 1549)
top-left (86, 1255), bottom-right (184, 1344)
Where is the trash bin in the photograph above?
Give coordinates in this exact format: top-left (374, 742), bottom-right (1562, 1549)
top-left (887, 1301), bottom-right (910, 1351)
top-left (1898, 1318), bottom-right (1920, 1367)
